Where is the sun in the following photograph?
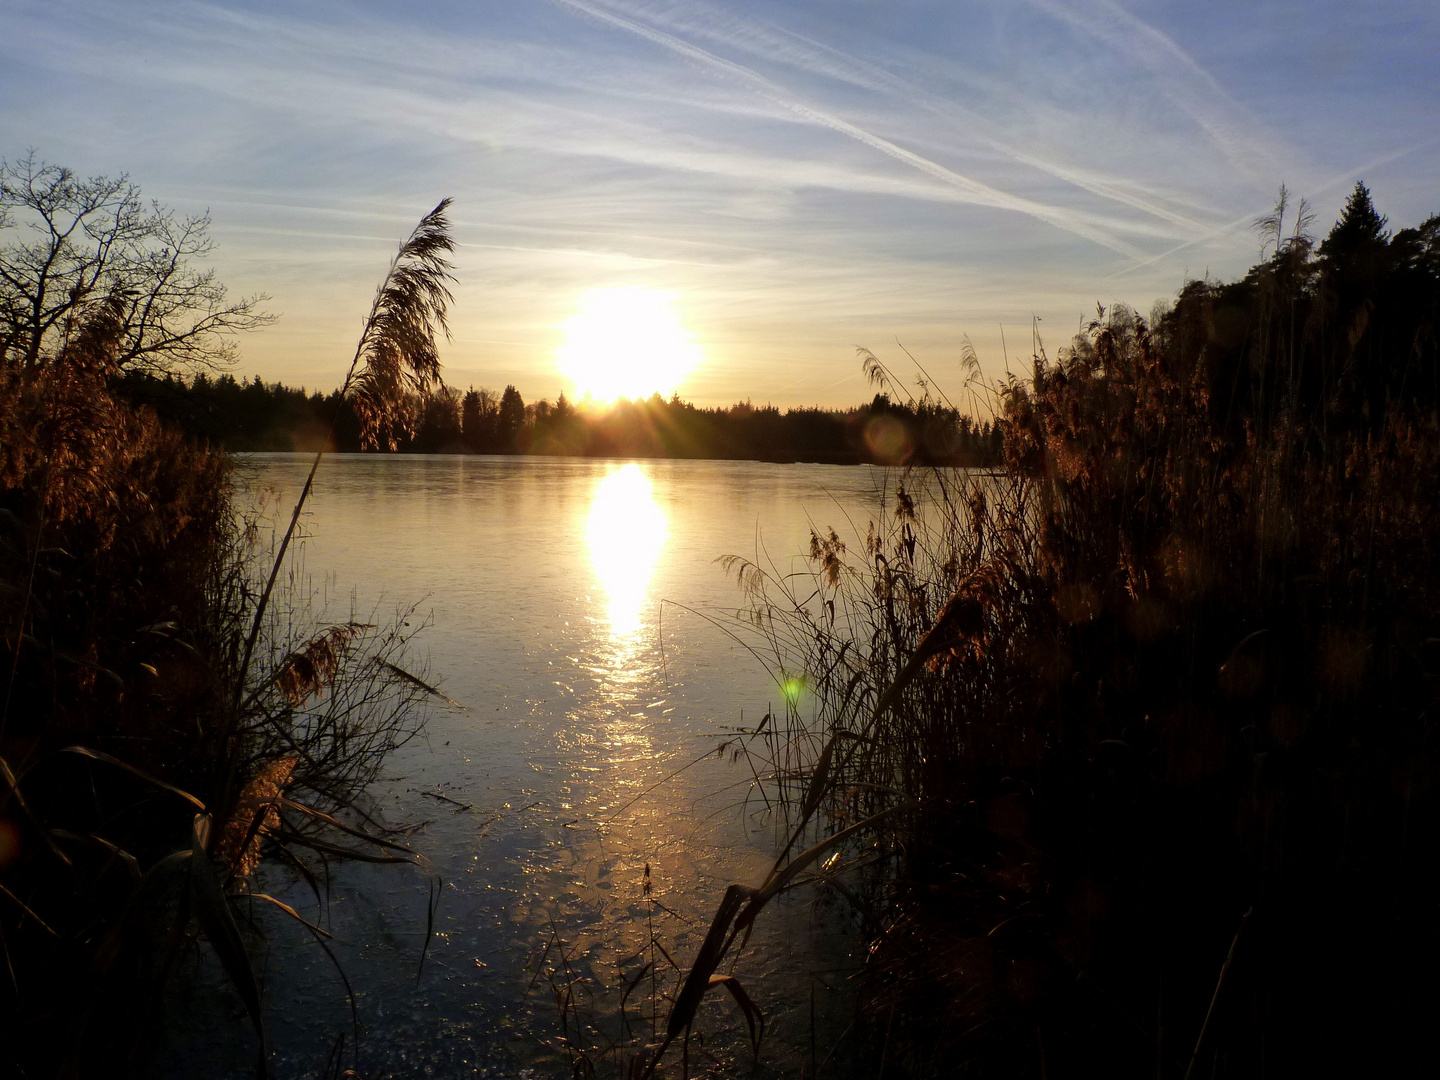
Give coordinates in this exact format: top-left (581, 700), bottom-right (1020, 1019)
top-left (557, 287), bottom-right (703, 403)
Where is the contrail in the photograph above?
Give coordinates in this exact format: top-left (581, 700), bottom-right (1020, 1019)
top-left (1102, 140), bottom-right (1435, 280)
top-left (597, 1), bottom-right (1213, 236)
top-left (554, 0), bottom-right (1145, 259)
top-left (1028, 0), bottom-right (1288, 185)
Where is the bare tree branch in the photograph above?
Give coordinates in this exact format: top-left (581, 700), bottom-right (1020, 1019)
top-left (0, 151), bottom-right (273, 376)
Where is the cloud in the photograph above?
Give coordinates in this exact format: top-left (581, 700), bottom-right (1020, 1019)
top-left (555, 0), bottom-right (1147, 258)
top-left (578, 0), bottom-right (1223, 235)
top-left (4, 0), bottom-right (1434, 403)
top-left (1022, 0), bottom-right (1290, 183)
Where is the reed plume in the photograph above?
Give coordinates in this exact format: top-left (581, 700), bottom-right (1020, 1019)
top-left (234, 199), bottom-right (455, 705)
top-left (215, 754), bottom-right (298, 882)
top-left (271, 622), bottom-right (374, 709)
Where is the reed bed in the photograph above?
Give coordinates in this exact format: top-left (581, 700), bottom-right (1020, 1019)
top-left (0, 190), bottom-right (457, 1077)
top-left (656, 186), bottom-right (1439, 1078)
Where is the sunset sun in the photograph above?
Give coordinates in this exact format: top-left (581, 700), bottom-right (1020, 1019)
top-left (557, 287), bottom-right (702, 403)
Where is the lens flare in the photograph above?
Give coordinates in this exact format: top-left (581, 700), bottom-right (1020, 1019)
top-left (863, 414), bottom-right (914, 465)
top-left (781, 675), bottom-right (805, 707)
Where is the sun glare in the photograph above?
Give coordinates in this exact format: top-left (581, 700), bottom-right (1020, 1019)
top-left (587, 464), bottom-right (667, 637)
top-left (558, 287), bottom-right (702, 403)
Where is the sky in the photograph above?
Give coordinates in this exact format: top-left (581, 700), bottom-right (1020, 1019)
top-left (2, 0), bottom-right (1437, 407)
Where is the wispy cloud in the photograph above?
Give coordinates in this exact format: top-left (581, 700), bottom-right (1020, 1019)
top-left (580, 0), bottom-right (1224, 237)
top-left (557, 0), bottom-right (1148, 257)
top-left (1022, 0), bottom-right (1291, 183)
top-left (1, 0), bottom-right (1434, 403)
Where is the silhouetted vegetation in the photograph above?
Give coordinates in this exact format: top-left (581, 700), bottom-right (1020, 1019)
top-left (684, 184), bottom-right (1438, 1078)
top-left (9, 146), bottom-right (1437, 1078)
top-left (123, 373), bottom-right (1003, 466)
top-left (1, 158), bottom-right (448, 1077)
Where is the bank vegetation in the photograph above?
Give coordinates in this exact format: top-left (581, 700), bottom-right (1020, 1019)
top-left (674, 184), bottom-right (1439, 1079)
top-left (0, 154), bottom-right (451, 1077)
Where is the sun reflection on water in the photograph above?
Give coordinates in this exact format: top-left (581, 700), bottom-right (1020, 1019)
top-left (587, 464), bottom-right (667, 639)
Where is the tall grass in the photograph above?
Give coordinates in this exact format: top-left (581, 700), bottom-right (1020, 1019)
top-left (0, 200), bottom-right (457, 1077)
top-left (664, 187), bottom-right (1439, 1077)
top-left (235, 197), bottom-right (454, 706)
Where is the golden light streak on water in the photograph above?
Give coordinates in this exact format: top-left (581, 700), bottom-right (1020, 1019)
top-left (587, 463), bottom-right (667, 639)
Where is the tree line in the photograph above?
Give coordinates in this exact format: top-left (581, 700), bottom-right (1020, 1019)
top-left (119, 372), bottom-right (1004, 466)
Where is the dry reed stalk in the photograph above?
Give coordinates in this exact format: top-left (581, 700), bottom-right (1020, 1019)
top-left (708, 193), bottom-right (1440, 1075)
top-left (233, 199), bottom-right (455, 712)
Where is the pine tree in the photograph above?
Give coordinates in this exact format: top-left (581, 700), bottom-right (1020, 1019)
top-left (461, 387), bottom-right (483, 451)
top-left (1319, 181), bottom-right (1390, 262)
top-left (497, 384), bottom-right (525, 452)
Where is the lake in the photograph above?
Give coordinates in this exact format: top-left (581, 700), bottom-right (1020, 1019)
top-left (164, 453), bottom-right (906, 1078)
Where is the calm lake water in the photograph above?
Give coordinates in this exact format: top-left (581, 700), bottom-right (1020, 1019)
top-left (165, 454), bottom-right (904, 1078)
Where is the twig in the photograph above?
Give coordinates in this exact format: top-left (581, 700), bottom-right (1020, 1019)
top-left (1184, 908), bottom-right (1253, 1080)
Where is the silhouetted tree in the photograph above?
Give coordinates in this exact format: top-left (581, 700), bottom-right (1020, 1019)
top-left (1319, 181), bottom-right (1390, 264)
top-left (416, 386), bottom-right (462, 451)
top-left (0, 152), bottom-right (272, 374)
top-left (461, 387), bottom-right (482, 447)
top-left (497, 384), bottom-right (525, 452)
top-left (462, 387), bottom-right (498, 452)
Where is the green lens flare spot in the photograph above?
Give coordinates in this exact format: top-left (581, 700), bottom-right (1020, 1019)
top-left (781, 676), bottom-right (805, 706)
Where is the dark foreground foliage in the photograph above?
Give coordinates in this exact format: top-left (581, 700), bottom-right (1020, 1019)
top-left (713, 186), bottom-right (1438, 1078)
top-left (0, 159), bottom-right (443, 1078)
top-left (122, 372), bottom-right (1003, 467)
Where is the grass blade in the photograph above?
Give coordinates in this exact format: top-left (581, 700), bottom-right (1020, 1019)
top-left (664, 883), bottom-right (756, 1045)
top-left (709, 974), bottom-right (765, 1058)
top-left (188, 814), bottom-right (268, 1075)
top-left (377, 660), bottom-right (464, 708)
top-left (57, 745), bottom-right (206, 810)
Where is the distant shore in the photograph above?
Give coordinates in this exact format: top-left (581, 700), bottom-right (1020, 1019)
top-left (122, 372), bottom-right (1003, 467)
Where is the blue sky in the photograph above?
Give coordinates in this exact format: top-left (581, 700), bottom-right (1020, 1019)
top-left (2, 0), bottom-right (1436, 406)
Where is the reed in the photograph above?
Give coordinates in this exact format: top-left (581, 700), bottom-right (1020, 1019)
top-left (664, 186), bottom-right (1440, 1077)
top-left (234, 197), bottom-right (454, 707)
top-left (0, 194), bottom-right (459, 1077)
